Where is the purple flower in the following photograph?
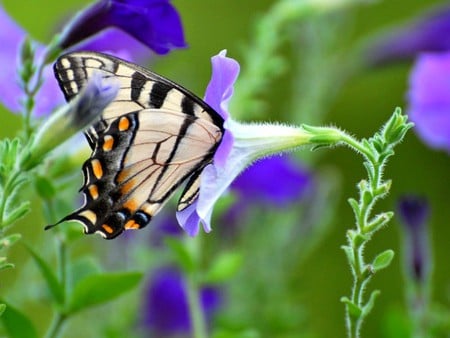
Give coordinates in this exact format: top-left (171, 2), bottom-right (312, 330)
top-left (397, 195), bottom-right (430, 283)
top-left (141, 267), bottom-right (221, 336)
top-left (59, 0), bottom-right (186, 54)
top-left (231, 155), bottom-right (312, 207)
top-left (0, 1), bottom-right (185, 117)
top-left (149, 214), bottom-right (183, 247)
top-left (0, 4), bottom-right (60, 115)
top-left (367, 5), bottom-right (450, 66)
top-left (176, 50), bottom-right (336, 236)
top-left (73, 28), bottom-right (150, 62)
top-left (407, 52), bottom-right (450, 152)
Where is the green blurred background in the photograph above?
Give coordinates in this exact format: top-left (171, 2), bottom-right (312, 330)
top-left (1, 1), bottom-right (449, 337)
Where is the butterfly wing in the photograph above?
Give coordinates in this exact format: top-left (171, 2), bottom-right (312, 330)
top-left (51, 52), bottom-right (224, 239)
top-left (54, 51), bottom-right (224, 147)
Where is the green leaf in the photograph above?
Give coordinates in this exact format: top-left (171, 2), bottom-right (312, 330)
top-left (24, 244), bottom-right (64, 305)
top-left (340, 297), bottom-right (362, 318)
top-left (361, 290), bottom-right (380, 317)
top-left (372, 250), bottom-right (394, 273)
top-left (69, 256), bottom-right (101, 288)
top-left (213, 329), bottom-right (260, 338)
top-left (0, 304), bottom-right (5, 316)
top-left (365, 212), bottom-right (393, 233)
top-left (0, 302), bottom-right (38, 338)
top-left (347, 198), bottom-right (360, 219)
top-left (67, 272), bottom-right (143, 314)
top-left (204, 251), bottom-right (243, 283)
top-left (341, 245), bottom-right (355, 266)
top-left (3, 202), bottom-right (31, 225)
top-left (0, 233), bottom-right (22, 250)
top-left (165, 237), bottom-right (196, 273)
top-left (34, 175), bottom-right (56, 200)
top-left (0, 262), bottom-right (15, 271)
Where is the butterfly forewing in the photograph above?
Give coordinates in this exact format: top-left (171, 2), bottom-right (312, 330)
top-left (51, 52), bottom-right (224, 239)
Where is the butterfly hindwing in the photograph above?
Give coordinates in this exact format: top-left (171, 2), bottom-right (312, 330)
top-left (51, 52), bottom-right (224, 239)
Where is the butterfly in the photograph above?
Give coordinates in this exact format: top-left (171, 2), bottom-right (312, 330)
top-left (46, 51), bottom-right (224, 239)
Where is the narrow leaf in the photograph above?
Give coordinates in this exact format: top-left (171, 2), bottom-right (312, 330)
top-left (0, 304), bottom-right (5, 316)
top-left (204, 251), bottom-right (243, 283)
top-left (24, 244), bottom-right (64, 305)
top-left (340, 297), bottom-right (362, 318)
top-left (0, 302), bottom-right (38, 338)
top-left (0, 262), bottom-right (15, 271)
top-left (3, 202), bottom-right (31, 225)
top-left (67, 272), bottom-right (142, 314)
top-left (165, 237), bottom-right (196, 273)
top-left (372, 250), bottom-right (395, 273)
top-left (361, 290), bottom-right (380, 317)
top-left (0, 234), bottom-right (21, 251)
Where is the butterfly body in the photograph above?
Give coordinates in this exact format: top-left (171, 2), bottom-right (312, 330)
top-left (51, 52), bottom-right (224, 239)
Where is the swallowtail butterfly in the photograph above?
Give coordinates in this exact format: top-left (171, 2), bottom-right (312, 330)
top-left (47, 51), bottom-right (224, 239)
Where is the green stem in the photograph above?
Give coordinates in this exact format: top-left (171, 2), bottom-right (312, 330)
top-left (45, 313), bottom-right (67, 338)
top-left (183, 235), bottom-right (207, 338)
top-left (186, 272), bottom-right (207, 338)
top-left (57, 236), bottom-right (67, 303)
top-left (0, 170), bottom-right (22, 228)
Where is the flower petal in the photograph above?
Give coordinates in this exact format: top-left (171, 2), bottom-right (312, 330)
top-left (176, 202), bottom-right (202, 236)
top-left (0, 5), bottom-right (27, 112)
top-left (59, 0), bottom-right (186, 54)
top-left (204, 50), bottom-right (240, 120)
top-left (407, 52), bottom-right (450, 151)
top-left (367, 5), bottom-right (450, 66)
top-left (231, 155), bottom-right (312, 207)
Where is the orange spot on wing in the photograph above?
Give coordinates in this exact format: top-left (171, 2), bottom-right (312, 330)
top-left (102, 224), bottom-right (114, 234)
top-left (103, 135), bottom-right (114, 152)
top-left (118, 116), bottom-right (130, 131)
top-left (123, 199), bottom-right (138, 212)
top-left (120, 179), bottom-right (135, 195)
top-left (125, 220), bottom-right (140, 229)
top-left (116, 168), bottom-right (130, 183)
top-left (88, 185), bottom-right (99, 200)
top-left (91, 159), bottom-right (103, 179)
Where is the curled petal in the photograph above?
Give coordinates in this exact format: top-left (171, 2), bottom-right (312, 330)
top-left (176, 202), bottom-right (202, 236)
top-left (204, 50), bottom-right (240, 120)
top-left (59, 0), bottom-right (186, 54)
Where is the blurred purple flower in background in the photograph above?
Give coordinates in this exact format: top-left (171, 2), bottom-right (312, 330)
top-left (367, 5), bottom-right (450, 66)
top-left (0, 4), bottom-right (59, 115)
top-left (59, 0), bottom-right (186, 54)
top-left (141, 267), bottom-right (221, 336)
top-left (231, 155), bottom-right (312, 207)
top-left (149, 214), bottom-right (183, 247)
top-left (407, 53), bottom-right (450, 153)
top-left (397, 195), bottom-right (430, 283)
top-left (0, 0), bottom-right (185, 116)
top-left (364, 4), bottom-right (450, 153)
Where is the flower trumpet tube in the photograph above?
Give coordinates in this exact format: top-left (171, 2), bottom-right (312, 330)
top-left (176, 50), bottom-right (343, 236)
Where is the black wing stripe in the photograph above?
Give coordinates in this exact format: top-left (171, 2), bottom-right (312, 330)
top-left (149, 81), bottom-right (172, 108)
top-left (181, 95), bottom-right (195, 116)
top-left (50, 51), bottom-right (225, 239)
top-left (130, 71), bottom-right (147, 101)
